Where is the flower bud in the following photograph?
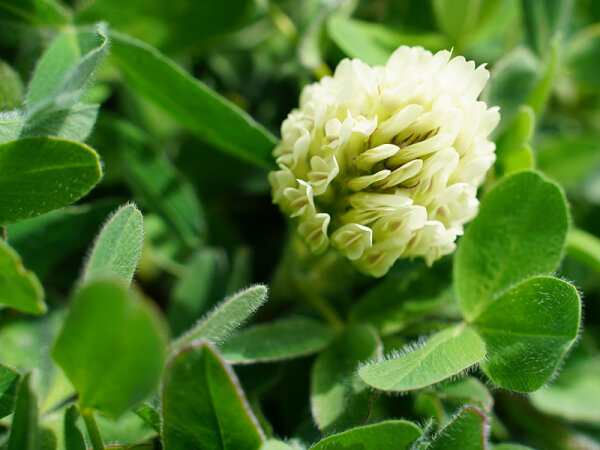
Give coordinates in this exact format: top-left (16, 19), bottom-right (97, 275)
top-left (270, 46), bottom-right (500, 277)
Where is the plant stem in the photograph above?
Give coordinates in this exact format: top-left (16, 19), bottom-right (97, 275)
top-left (269, 233), bottom-right (349, 332)
top-left (1, 227), bottom-right (6, 242)
top-left (82, 409), bottom-right (105, 450)
top-left (567, 227), bottom-right (600, 274)
top-left (307, 294), bottom-right (344, 333)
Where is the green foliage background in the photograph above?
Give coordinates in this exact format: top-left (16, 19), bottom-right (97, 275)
top-left (0, 0), bottom-right (599, 449)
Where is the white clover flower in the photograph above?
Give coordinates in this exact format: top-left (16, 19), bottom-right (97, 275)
top-left (269, 46), bottom-right (500, 277)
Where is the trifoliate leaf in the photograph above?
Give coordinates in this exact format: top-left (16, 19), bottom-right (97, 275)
top-left (455, 171), bottom-right (569, 322)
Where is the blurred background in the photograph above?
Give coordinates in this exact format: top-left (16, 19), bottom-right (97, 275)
top-left (1, 0), bottom-right (600, 448)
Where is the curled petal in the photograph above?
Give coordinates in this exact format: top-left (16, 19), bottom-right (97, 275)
top-left (348, 192), bottom-right (413, 210)
top-left (374, 159), bottom-right (423, 189)
top-left (347, 170), bottom-right (391, 191)
top-left (404, 220), bottom-right (457, 266)
top-left (386, 132), bottom-right (455, 167)
top-left (268, 164), bottom-right (296, 204)
top-left (308, 154), bottom-right (339, 196)
top-left (355, 144), bottom-right (399, 171)
top-left (370, 104), bottom-right (423, 147)
top-left (298, 212), bottom-right (330, 254)
top-left (283, 180), bottom-right (314, 218)
top-left (357, 243), bottom-right (405, 278)
top-left (371, 206), bottom-right (427, 243)
top-left (341, 208), bottom-right (397, 227)
top-left (331, 223), bottom-right (373, 260)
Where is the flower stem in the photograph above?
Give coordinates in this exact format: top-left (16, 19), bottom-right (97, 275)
top-left (306, 294), bottom-right (344, 333)
top-left (269, 233), bottom-right (349, 332)
top-left (82, 409), bottom-right (104, 450)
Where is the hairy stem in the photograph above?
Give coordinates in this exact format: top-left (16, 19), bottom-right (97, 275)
top-left (82, 409), bottom-right (104, 450)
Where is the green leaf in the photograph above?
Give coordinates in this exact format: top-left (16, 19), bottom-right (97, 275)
top-left (0, 60), bottom-right (24, 109)
top-left (414, 392), bottom-right (446, 428)
top-left (349, 264), bottom-right (458, 336)
top-left (474, 276), bottom-right (580, 392)
top-left (21, 103), bottom-right (99, 142)
top-left (170, 284), bottom-right (268, 352)
top-left (358, 324), bottom-right (486, 392)
top-left (455, 171), bottom-right (569, 322)
top-left (327, 15), bottom-right (448, 66)
top-left (0, 364), bottom-right (20, 419)
top-left (488, 38), bottom-right (558, 125)
top-left (309, 420), bottom-right (422, 450)
top-left (527, 35), bottom-right (560, 114)
top-left (0, 111), bottom-right (23, 143)
top-left (220, 317), bottom-right (334, 364)
top-left (82, 83), bottom-right (111, 105)
top-left (168, 247), bottom-right (227, 335)
top-left (415, 378), bottom-right (493, 429)
top-left (566, 23), bottom-right (600, 89)
top-left (225, 247), bottom-right (254, 296)
top-left (432, 0), bottom-right (513, 49)
top-left (298, 3), bottom-right (343, 72)
top-left (51, 280), bottom-right (168, 419)
top-left (139, 213), bottom-right (188, 277)
top-left (91, 409), bottom-right (156, 447)
top-left (7, 373), bottom-right (40, 450)
top-left (494, 105), bottom-right (535, 176)
top-left (64, 405), bottom-right (86, 450)
top-left (0, 137), bottom-right (102, 225)
top-left (520, 0), bottom-right (572, 55)
top-left (567, 227), bottom-right (600, 274)
top-left (81, 204), bottom-right (144, 286)
top-left (5, 199), bottom-right (119, 280)
top-left (0, 310), bottom-right (72, 412)
top-left (162, 341), bottom-right (265, 450)
top-left (492, 445), bottom-right (533, 450)
top-left (260, 439), bottom-right (297, 450)
top-left (500, 144), bottom-right (535, 176)
top-left (109, 31), bottom-right (277, 168)
top-left (0, 0), bottom-right (70, 26)
top-left (134, 402), bottom-right (162, 433)
top-left (39, 428), bottom-right (57, 450)
top-left (428, 405), bottom-right (487, 450)
top-left (105, 116), bottom-right (205, 248)
top-left (0, 239), bottom-right (45, 314)
top-left (530, 354), bottom-right (600, 424)
top-left (26, 24), bottom-right (108, 117)
top-left (535, 132), bottom-right (600, 190)
top-left (485, 48), bottom-right (540, 126)
top-left (436, 377), bottom-right (493, 412)
top-left (311, 325), bottom-right (382, 433)
top-left (76, 0), bottom-right (252, 51)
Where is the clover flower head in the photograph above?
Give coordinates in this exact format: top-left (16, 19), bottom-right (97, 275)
top-left (269, 46), bottom-right (500, 277)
